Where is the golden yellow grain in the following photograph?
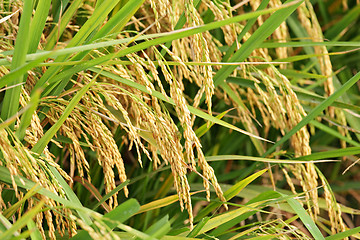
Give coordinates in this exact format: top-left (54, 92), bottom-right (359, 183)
top-left (297, 1), bottom-right (337, 118)
top-left (203, 0), bottom-right (238, 46)
top-left (282, 168), bottom-right (297, 195)
top-left (35, 211), bottom-right (46, 239)
top-left (320, 174), bottom-right (348, 238)
top-left (269, 0), bottom-right (291, 68)
top-left (75, 216), bottom-right (103, 239)
top-left (45, 209), bottom-right (56, 239)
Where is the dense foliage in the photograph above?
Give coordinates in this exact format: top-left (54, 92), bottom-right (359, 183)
top-left (0, 0), bottom-right (360, 239)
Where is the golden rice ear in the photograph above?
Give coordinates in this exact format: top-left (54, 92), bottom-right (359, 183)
top-left (146, 0), bottom-right (171, 31)
top-left (269, 0), bottom-right (291, 69)
top-left (235, 57), bottom-right (322, 220)
top-left (298, 1), bottom-right (349, 150)
top-left (296, 1), bottom-right (348, 148)
top-left (320, 173), bottom-right (348, 236)
top-left (1, 127), bottom-right (76, 236)
top-left (297, 2), bottom-right (334, 104)
top-left (282, 167), bottom-right (297, 195)
top-left (155, 43), bottom-right (228, 217)
top-left (203, 0), bottom-right (239, 46)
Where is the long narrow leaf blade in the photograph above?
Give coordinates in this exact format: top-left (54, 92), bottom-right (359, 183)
top-left (280, 193), bottom-right (325, 240)
top-left (1, 0), bottom-right (33, 129)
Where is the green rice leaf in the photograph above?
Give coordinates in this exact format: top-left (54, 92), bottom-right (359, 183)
top-left (0, 52), bottom-right (53, 90)
top-left (195, 110), bottom-right (229, 138)
top-left (92, 180), bottom-right (130, 210)
top-left (138, 194), bottom-right (179, 214)
top-left (27, 220), bottom-right (42, 240)
top-left (71, 199), bottom-right (140, 239)
top-left (15, 88), bottom-right (42, 140)
top-left (116, 223), bottom-right (157, 240)
top-left (1, 201), bottom-right (45, 240)
top-left (279, 193), bottom-right (325, 240)
top-left (0, 0), bottom-right (33, 129)
top-left (3, 185), bottom-right (41, 219)
top-left (93, 0), bottom-right (146, 40)
top-left (195, 169), bottom-right (267, 221)
top-left (260, 41), bottom-right (360, 49)
top-left (325, 226), bottom-right (360, 240)
top-left (197, 201), bottom-right (264, 235)
top-left (205, 155), bottom-right (338, 164)
top-left (325, 4), bottom-right (360, 40)
top-left (0, 213), bottom-right (13, 233)
top-left (45, 0), bottom-right (83, 50)
top-left (187, 217), bottom-right (210, 238)
top-left (34, 0), bottom-right (122, 93)
top-left (295, 147), bottom-right (360, 161)
top-left (222, 0), bottom-right (270, 62)
top-left (142, 215), bottom-right (171, 239)
top-left (28, 0), bottom-right (51, 53)
top-left (310, 120), bottom-right (360, 147)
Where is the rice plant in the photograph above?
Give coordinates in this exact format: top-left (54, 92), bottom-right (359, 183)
top-left (0, 0), bottom-right (360, 239)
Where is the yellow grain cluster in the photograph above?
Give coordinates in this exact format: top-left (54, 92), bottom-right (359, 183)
top-left (296, 1), bottom-right (348, 235)
top-left (0, 127), bottom-right (74, 238)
